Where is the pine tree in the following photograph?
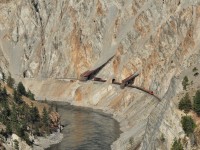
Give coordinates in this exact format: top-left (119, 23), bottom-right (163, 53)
top-left (42, 107), bottom-right (49, 127)
top-left (0, 87), bottom-right (7, 101)
top-left (178, 93), bottom-right (192, 113)
top-left (42, 107), bottom-right (50, 134)
top-left (30, 106), bottom-right (40, 123)
top-left (2, 87), bottom-right (7, 97)
top-left (171, 138), bottom-right (183, 150)
top-left (16, 124), bottom-right (25, 138)
top-left (13, 90), bottom-right (23, 104)
top-left (1, 101), bottom-right (10, 123)
top-left (11, 105), bottom-right (18, 123)
top-left (17, 82), bottom-right (26, 96)
top-left (7, 75), bottom-right (15, 88)
top-left (193, 90), bottom-right (200, 116)
top-left (6, 121), bottom-right (12, 135)
top-left (27, 90), bottom-right (35, 100)
top-left (182, 76), bottom-right (189, 90)
top-left (181, 116), bottom-right (196, 136)
top-left (34, 124), bottom-right (41, 136)
top-left (2, 87), bottom-right (7, 100)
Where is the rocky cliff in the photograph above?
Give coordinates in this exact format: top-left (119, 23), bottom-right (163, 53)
top-left (0, 0), bottom-right (200, 149)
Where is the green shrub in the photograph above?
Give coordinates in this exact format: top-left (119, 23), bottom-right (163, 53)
top-left (161, 133), bottom-right (165, 142)
top-left (193, 67), bottom-right (198, 72)
top-left (194, 72), bottom-right (199, 77)
top-left (13, 139), bottom-right (19, 150)
top-left (171, 138), bottom-right (183, 150)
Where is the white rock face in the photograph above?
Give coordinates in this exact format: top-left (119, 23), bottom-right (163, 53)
top-left (3, 134), bottom-right (32, 150)
top-left (0, 0), bottom-right (200, 149)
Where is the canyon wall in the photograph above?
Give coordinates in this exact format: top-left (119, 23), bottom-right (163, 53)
top-left (0, 0), bottom-right (200, 149)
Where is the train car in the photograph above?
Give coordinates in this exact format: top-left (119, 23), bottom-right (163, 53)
top-left (79, 70), bottom-right (94, 81)
top-left (135, 86), bottom-right (154, 95)
top-left (93, 77), bottom-right (106, 82)
top-left (79, 56), bottom-right (114, 81)
top-left (148, 91), bottom-right (154, 95)
top-left (120, 72), bottom-right (139, 89)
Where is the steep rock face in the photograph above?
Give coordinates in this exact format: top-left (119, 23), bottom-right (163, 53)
top-left (0, 0), bottom-right (200, 149)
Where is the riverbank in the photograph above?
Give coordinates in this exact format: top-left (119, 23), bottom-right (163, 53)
top-left (33, 132), bottom-right (63, 150)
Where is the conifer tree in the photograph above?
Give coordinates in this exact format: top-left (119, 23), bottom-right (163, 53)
top-left (17, 82), bottom-right (26, 96)
top-left (178, 93), bottom-right (192, 113)
top-left (6, 121), bottom-right (12, 135)
top-left (13, 90), bottom-right (23, 104)
top-left (27, 90), bottom-right (35, 100)
top-left (182, 76), bottom-right (189, 90)
top-left (193, 90), bottom-right (200, 116)
top-left (42, 107), bottom-right (50, 133)
top-left (181, 116), bottom-right (196, 136)
top-left (7, 75), bottom-right (15, 88)
top-left (171, 138), bottom-right (183, 150)
top-left (30, 106), bottom-right (40, 123)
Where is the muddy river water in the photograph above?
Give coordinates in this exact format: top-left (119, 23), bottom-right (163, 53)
top-left (46, 102), bottom-right (121, 150)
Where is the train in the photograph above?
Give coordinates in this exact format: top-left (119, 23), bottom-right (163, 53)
top-left (120, 72), bottom-right (140, 89)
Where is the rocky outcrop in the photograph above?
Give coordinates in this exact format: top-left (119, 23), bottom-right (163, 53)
top-left (1, 0), bottom-right (200, 149)
top-left (3, 134), bottom-right (32, 150)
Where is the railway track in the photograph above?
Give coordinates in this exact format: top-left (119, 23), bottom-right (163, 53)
top-left (23, 76), bottom-right (161, 101)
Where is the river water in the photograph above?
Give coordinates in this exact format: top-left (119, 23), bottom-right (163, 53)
top-left (46, 102), bottom-right (121, 150)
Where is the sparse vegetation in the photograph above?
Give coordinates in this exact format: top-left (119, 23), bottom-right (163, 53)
top-left (178, 93), bottom-right (192, 113)
top-left (193, 67), bottom-right (199, 77)
top-left (194, 72), bottom-right (199, 77)
top-left (1, 73), bottom-right (5, 82)
top-left (193, 67), bottom-right (198, 72)
top-left (161, 133), bottom-right (165, 142)
top-left (13, 139), bottom-right (19, 150)
top-left (128, 137), bottom-right (134, 150)
top-left (55, 104), bottom-right (58, 112)
top-left (181, 116), bottom-right (196, 136)
top-left (182, 76), bottom-right (189, 90)
top-left (171, 138), bottom-right (183, 150)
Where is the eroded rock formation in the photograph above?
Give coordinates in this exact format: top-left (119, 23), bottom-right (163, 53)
top-left (0, 0), bottom-right (200, 149)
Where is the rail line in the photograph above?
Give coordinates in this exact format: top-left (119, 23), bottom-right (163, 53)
top-left (54, 77), bottom-right (161, 101)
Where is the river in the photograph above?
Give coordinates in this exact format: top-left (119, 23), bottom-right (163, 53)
top-left (46, 102), bottom-right (121, 150)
